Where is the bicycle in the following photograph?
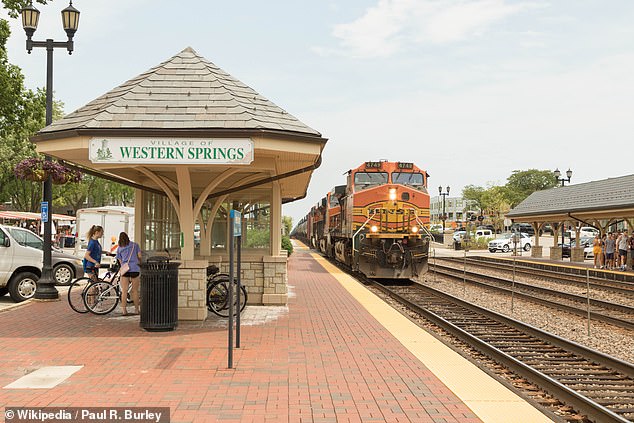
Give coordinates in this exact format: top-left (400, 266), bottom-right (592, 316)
top-left (68, 261), bottom-right (133, 314)
top-left (206, 264), bottom-right (247, 317)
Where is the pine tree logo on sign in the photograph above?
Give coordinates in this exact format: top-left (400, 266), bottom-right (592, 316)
top-left (95, 139), bottom-right (113, 161)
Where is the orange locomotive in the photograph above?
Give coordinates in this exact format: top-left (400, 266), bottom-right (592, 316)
top-left (302, 161), bottom-right (431, 279)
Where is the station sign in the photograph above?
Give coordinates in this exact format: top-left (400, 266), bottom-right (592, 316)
top-left (230, 210), bottom-right (242, 237)
top-left (89, 138), bottom-right (254, 165)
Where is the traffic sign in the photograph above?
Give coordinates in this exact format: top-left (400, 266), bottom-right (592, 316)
top-left (41, 202), bottom-right (49, 223)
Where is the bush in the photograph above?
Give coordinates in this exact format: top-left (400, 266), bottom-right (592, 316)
top-left (281, 235), bottom-right (293, 256)
top-left (464, 237), bottom-right (493, 250)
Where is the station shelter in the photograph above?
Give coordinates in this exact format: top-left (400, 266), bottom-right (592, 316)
top-left (31, 47), bottom-right (327, 321)
top-left (506, 174), bottom-right (634, 262)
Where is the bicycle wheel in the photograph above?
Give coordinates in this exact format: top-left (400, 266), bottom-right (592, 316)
top-left (207, 279), bottom-right (229, 316)
top-left (83, 281), bottom-right (119, 315)
top-left (67, 277), bottom-right (92, 314)
top-left (207, 278), bottom-right (247, 317)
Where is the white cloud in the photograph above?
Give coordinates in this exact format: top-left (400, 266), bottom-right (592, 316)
top-left (329, 0), bottom-right (534, 58)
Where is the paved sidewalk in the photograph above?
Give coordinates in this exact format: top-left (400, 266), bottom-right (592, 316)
top-left (0, 251), bottom-right (480, 423)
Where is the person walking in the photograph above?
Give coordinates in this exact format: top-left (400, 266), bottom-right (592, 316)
top-left (116, 232), bottom-right (141, 316)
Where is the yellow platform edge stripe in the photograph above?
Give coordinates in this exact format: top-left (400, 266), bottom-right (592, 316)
top-left (310, 252), bottom-right (553, 423)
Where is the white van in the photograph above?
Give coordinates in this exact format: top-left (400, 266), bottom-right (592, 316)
top-left (475, 229), bottom-right (494, 239)
top-left (0, 225), bottom-right (83, 302)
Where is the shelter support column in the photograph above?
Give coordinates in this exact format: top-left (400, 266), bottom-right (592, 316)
top-left (176, 168), bottom-right (195, 261)
top-left (271, 181), bottom-right (282, 256)
top-left (571, 226), bottom-right (584, 262)
top-left (134, 189), bottom-right (144, 247)
top-left (550, 224), bottom-right (563, 261)
top-left (177, 259), bottom-right (207, 321)
top-left (531, 222), bottom-right (543, 258)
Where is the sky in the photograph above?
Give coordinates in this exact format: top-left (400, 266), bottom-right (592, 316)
top-left (3, 0), bottom-right (634, 226)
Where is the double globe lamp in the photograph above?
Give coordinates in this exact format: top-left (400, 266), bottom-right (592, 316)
top-left (20, 2), bottom-right (80, 299)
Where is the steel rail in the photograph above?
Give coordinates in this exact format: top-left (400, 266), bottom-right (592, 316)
top-left (369, 280), bottom-right (634, 423)
top-left (435, 262), bottom-right (634, 314)
top-left (463, 256), bottom-right (634, 289)
top-left (432, 264), bottom-right (634, 331)
top-left (444, 256), bottom-right (634, 296)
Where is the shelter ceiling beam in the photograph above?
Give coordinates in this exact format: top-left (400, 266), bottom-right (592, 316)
top-left (138, 167), bottom-right (179, 191)
top-left (61, 161), bottom-right (165, 196)
top-left (193, 168), bottom-right (240, 219)
top-left (137, 167), bottom-right (181, 222)
top-left (206, 157), bottom-right (321, 200)
top-left (199, 173), bottom-right (267, 257)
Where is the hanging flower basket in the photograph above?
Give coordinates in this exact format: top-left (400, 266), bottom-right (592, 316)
top-left (14, 157), bottom-right (82, 185)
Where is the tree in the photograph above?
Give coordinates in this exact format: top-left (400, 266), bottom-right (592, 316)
top-left (462, 185), bottom-right (486, 215)
top-left (2, 1), bottom-right (50, 18)
top-left (504, 169), bottom-right (558, 207)
top-left (482, 186), bottom-right (510, 232)
top-left (282, 215), bottom-right (293, 236)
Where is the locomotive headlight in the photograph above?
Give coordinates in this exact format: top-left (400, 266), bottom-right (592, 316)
top-left (370, 225), bottom-right (379, 233)
top-left (411, 226), bottom-right (419, 233)
top-left (388, 188), bottom-right (397, 201)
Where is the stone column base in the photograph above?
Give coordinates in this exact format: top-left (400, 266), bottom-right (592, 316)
top-left (571, 247), bottom-right (585, 262)
top-left (531, 246), bottom-right (543, 258)
top-left (177, 259), bottom-right (207, 322)
top-left (262, 293), bottom-right (287, 305)
top-left (262, 255), bottom-right (288, 306)
top-left (550, 247), bottom-right (563, 261)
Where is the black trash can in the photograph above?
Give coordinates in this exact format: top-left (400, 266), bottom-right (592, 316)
top-left (140, 257), bottom-right (180, 332)
top-left (454, 240), bottom-right (462, 250)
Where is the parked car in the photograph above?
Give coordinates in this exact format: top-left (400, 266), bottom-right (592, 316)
top-left (539, 224), bottom-right (553, 235)
top-left (510, 223), bottom-right (535, 236)
top-left (0, 225), bottom-right (84, 302)
top-left (477, 225), bottom-right (495, 233)
top-left (560, 237), bottom-right (594, 258)
top-left (488, 232), bottom-right (532, 253)
top-left (474, 229), bottom-right (494, 239)
top-left (452, 230), bottom-right (466, 242)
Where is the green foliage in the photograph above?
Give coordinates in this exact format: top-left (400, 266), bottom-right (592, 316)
top-left (505, 169), bottom-right (558, 207)
top-left (281, 235), bottom-right (293, 256)
top-left (282, 215), bottom-right (293, 236)
top-left (2, 1), bottom-right (50, 18)
top-left (245, 227), bottom-right (270, 248)
top-left (462, 185), bottom-right (486, 213)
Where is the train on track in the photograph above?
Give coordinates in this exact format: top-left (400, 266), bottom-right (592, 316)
top-left (292, 161), bottom-right (432, 279)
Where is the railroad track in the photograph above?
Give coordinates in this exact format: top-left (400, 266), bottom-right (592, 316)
top-left (431, 263), bottom-right (634, 331)
top-left (440, 256), bottom-right (634, 297)
top-left (369, 280), bottom-right (634, 423)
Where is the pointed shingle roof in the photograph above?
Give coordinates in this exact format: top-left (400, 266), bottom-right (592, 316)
top-left (40, 47), bottom-right (321, 136)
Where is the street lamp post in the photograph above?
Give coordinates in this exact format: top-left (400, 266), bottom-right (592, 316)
top-left (21, 2), bottom-right (80, 300)
top-left (438, 186), bottom-right (450, 234)
top-left (554, 168), bottom-right (573, 258)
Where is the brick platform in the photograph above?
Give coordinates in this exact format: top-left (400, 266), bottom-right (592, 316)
top-left (0, 250), bottom-right (480, 422)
